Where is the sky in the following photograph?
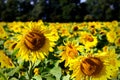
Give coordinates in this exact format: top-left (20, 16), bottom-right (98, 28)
top-left (80, 0), bottom-right (86, 3)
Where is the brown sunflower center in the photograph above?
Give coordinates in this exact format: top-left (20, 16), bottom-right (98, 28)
top-left (118, 38), bottom-right (120, 43)
top-left (73, 26), bottom-right (78, 31)
top-left (80, 57), bottom-right (103, 76)
top-left (24, 31), bottom-right (45, 51)
top-left (86, 35), bottom-right (94, 42)
top-left (67, 44), bottom-right (78, 58)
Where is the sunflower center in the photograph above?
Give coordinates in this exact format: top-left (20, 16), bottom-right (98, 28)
top-left (118, 38), bottom-right (120, 43)
top-left (24, 32), bottom-right (45, 51)
top-left (80, 57), bottom-right (103, 76)
top-left (67, 44), bottom-right (78, 58)
top-left (91, 25), bottom-right (95, 28)
top-left (73, 26), bottom-right (78, 31)
top-left (86, 35), bottom-right (94, 42)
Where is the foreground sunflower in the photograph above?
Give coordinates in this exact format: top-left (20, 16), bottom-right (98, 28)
top-left (15, 22), bottom-right (57, 62)
top-left (69, 52), bottom-right (120, 80)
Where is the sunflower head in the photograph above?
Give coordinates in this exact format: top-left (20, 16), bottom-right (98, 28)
top-left (115, 37), bottom-right (120, 46)
top-left (106, 31), bottom-right (117, 43)
top-left (34, 68), bottom-right (39, 75)
top-left (59, 41), bottom-right (79, 67)
top-left (0, 26), bottom-right (7, 39)
top-left (15, 22), bottom-right (56, 62)
top-left (85, 34), bottom-right (94, 42)
top-left (79, 32), bottom-right (98, 48)
top-left (0, 50), bottom-right (15, 68)
top-left (4, 40), bottom-right (17, 51)
top-left (73, 26), bottom-right (78, 31)
top-left (81, 57), bottom-right (103, 76)
top-left (69, 52), bottom-right (120, 80)
top-left (66, 43), bottom-right (78, 59)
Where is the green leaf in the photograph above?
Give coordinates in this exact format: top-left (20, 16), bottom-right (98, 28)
top-left (9, 77), bottom-right (18, 80)
top-left (33, 75), bottom-right (42, 80)
top-left (41, 72), bottom-right (56, 80)
top-left (50, 61), bottom-right (61, 80)
top-left (33, 60), bottom-right (41, 68)
top-left (45, 76), bottom-right (55, 80)
top-left (0, 71), bottom-right (7, 80)
top-left (62, 74), bottom-right (70, 80)
top-left (7, 66), bottom-right (21, 77)
top-left (19, 76), bottom-right (26, 80)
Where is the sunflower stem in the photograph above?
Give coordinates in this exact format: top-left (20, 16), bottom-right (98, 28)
top-left (88, 76), bottom-right (92, 80)
top-left (28, 61), bottom-right (34, 80)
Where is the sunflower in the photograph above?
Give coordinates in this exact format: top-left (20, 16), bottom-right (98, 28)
top-left (4, 40), bottom-right (17, 51)
top-left (34, 68), bottom-right (39, 75)
top-left (7, 21), bottom-right (25, 33)
top-left (106, 31), bottom-right (117, 43)
top-left (59, 24), bottom-right (71, 37)
top-left (102, 47), bottom-right (120, 78)
top-left (116, 27), bottom-right (120, 36)
top-left (69, 52), bottom-right (120, 80)
top-left (104, 22), bottom-right (115, 31)
top-left (0, 50), bottom-right (15, 68)
top-left (59, 41), bottom-right (79, 67)
top-left (15, 22), bottom-right (57, 62)
top-left (79, 32), bottom-right (98, 49)
top-left (69, 23), bottom-right (83, 38)
top-left (111, 20), bottom-right (118, 27)
top-left (115, 37), bottom-right (120, 46)
top-left (0, 26), bottom-right (7, 39)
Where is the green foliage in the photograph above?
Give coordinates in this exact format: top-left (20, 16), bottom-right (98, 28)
top-left (62, 74), bottom-right (70, 80)
top-left (29, 0), bottom-right (46, 21)
top-left (50, 61), bottom-right (61, 80)
top-left (0, 0), bottom-right (120, 21)
top-left (1, 0), bottom-right (19, 21)
top-left (86, 0), bottom-right (120, 21)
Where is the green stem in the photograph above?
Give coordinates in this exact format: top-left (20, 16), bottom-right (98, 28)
top-left (88, 76), bottom-right (92, 80)
top-left (28, 61), bottom-right (34, 80)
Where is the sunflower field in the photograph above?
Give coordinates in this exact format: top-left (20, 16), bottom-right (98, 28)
top-left (0, 20), bottom-right (120, 80)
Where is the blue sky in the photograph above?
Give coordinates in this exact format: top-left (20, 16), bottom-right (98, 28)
top-left (80, 0), bottom-right (86, 3)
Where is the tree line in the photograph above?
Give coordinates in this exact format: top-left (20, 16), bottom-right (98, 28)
top-left (0, 0), bottom-right (120, 22)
